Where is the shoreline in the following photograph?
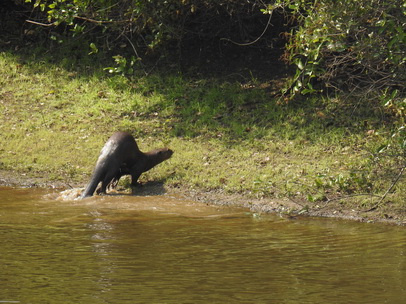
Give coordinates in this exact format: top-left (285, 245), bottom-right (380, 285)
top-left (1, 170), bottom-right (404, 226)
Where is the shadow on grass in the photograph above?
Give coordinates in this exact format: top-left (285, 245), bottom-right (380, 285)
top-left (0, 36), bottom-right (396, 147)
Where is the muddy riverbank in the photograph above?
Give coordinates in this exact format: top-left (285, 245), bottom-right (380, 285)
top-left (1, 170), bottom-right (404, 226)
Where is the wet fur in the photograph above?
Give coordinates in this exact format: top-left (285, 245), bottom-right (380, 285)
top-left (81, 132), bottom-right (173, 198)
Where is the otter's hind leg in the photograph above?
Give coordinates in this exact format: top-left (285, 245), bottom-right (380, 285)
top-left (99, 171), bottom-right (118, 195)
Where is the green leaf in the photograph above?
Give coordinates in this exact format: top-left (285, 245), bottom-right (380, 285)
top-left (377, 144), bottom-right (388, 153)
top-left (297, 60), bottom-right (304, 70)
top-left (88, 43), bottom-right (98, 55)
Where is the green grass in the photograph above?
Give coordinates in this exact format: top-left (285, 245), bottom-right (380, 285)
top-left (0, 50), bottom-right (404, 219)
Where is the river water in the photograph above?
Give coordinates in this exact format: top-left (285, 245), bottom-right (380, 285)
top-left (0, 187), bottom-right (404, 303)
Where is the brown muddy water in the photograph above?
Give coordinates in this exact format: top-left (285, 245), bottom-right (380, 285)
top-left (0, 187), bottom-right (404, 304)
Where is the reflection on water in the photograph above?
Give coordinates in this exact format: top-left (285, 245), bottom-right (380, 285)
top-left (0, 187), bottom-right (405, 304)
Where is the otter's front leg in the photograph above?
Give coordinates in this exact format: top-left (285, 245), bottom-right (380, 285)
top-left (130, 172), bottom-right (142, 187)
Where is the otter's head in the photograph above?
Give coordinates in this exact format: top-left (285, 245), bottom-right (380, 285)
top-left (158, 148), bottom-right (173, 160)
top-left (149, 147), bottom-right (174, 162)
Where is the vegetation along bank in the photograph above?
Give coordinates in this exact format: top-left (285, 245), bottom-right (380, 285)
top-left (0, 0), bottom-right (404, 224)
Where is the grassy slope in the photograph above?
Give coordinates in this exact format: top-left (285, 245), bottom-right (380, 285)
top-left (0, 51), bottom-right (404, 222)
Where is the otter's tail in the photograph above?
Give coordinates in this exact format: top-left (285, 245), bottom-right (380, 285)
top-left (81, 166), bottom-right (105, 198)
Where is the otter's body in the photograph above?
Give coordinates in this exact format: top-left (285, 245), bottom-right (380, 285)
top-left (81, 132), bottom-right (173, 198)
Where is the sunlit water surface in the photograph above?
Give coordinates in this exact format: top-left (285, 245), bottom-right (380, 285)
top-left (0, 187), bottom-right (404, 303)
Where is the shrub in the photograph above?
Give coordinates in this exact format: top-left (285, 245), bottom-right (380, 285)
top-left (268, 0), bottom-right (405, 99)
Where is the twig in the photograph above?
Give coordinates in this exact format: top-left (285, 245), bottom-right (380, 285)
top-left (326, 193), bottom-right (382, 203)
top-left (364, 165), bottom-right (405, 212)
top-left (25, 19), bottom-right (56, 27)
top-left (220, 10), bottom-right (273, 46)
top-left (122, 34), bottom-right (148, 76)
top-left (26, 14), bottom-right (130, 27)
top-left (74, 16), bottom-right (131, 24)
top-left (377, 166), bottom-right (405, 205)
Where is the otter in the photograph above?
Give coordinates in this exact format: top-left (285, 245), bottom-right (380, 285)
top-left (81, 131), bottom-right (173, 198)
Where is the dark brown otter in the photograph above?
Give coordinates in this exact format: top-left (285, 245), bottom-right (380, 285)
top-left (81, 131), bottom-right (173, 198)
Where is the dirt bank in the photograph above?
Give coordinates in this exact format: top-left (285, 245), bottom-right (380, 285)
top-left (0, 170), bottom-right (404, 226)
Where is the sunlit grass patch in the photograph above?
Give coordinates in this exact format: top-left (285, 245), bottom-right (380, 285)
top-left (0, 51), bottom-right (404, 217)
